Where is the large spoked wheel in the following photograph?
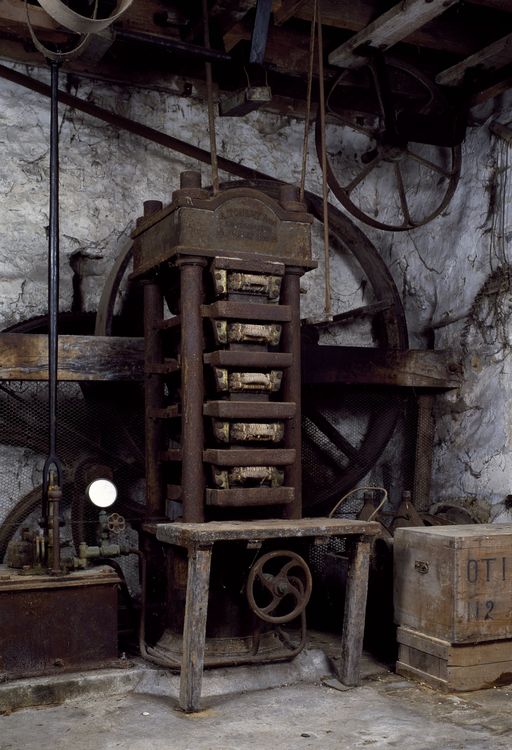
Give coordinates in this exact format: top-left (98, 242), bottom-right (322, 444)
top-left (316, 59), bottom-right (462, 231)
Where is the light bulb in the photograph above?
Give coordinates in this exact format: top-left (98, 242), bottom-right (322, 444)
top-left (86, 478), bottom-right (117, 508)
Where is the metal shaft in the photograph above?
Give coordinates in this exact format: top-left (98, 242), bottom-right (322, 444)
top-left (48, 60), bottom-right (59, 466)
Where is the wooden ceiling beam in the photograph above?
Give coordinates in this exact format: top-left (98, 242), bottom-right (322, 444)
top-left (273, 0), bottom-right (309, 27)
top-left (436, 32), bottom-right (512, 87)
top-left (291, 0), bottom-right (506, 58)
top-left (327, 0), bottom-right (460, 69)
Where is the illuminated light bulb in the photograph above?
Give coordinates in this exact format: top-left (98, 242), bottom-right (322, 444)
top-left (86, 478), bottom-right (117, 508)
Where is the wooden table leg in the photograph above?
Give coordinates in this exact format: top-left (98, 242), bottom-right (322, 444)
top-left (338, 537), bottom-right (371, 686)
top-left (179, 543), bottom-right (213, 712)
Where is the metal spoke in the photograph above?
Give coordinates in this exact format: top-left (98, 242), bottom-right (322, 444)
top-left (304, 408), bottom-right (360, 462)
top-left (394, 163), bottom-right (413, 226)
top-left (406, 148), bottom-right (453, 177)
top-left (343, 155), bottom-right (383, 194)
top-left (256, 571), bottom-right (275, 594)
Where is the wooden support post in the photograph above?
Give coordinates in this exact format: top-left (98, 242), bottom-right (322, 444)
top-left (338, 538), bottom-right (371, 686)
top-left (179, 544), bottom-right (213, 712)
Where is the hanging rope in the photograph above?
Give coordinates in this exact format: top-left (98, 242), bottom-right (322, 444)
top-left (299, 0), bottom-right (317, 203)
top-left (316, 2), bottom-right (332, 318)
top-left (202, 0), bottom-right (220, 194)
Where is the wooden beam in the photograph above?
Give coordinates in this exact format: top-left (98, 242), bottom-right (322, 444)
top-left (0, 334), bottom-right (144, 381)
top-left (436, 32), bottom-right (512, 87)
top-left (470, 75), bottom-right (512, 106)
top-left (292, 0), bottom-right (505, 59)
top-left (273, 0), bottom-right (309, 26)
top-left (328, 0), bottom-right (460, 69)
top-left (489, 120), bottom-right (512, 144)
top-left (302, 345), bottom-right (462, 389)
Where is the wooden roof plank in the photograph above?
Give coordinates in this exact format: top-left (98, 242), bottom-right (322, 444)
top-left (436, 31), bottom-right (512, 87)
top-left (328, 0), bottom-right (460, 69)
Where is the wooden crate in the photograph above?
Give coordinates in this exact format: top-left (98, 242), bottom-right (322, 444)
top-left (397, 626), bottom-right (512, 691)
top-left (394, 524), bottom-right (512, 644)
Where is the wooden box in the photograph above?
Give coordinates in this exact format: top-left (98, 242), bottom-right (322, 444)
top-left (394, 524), bottom-right (512, 644)
top-left (396, 625), bottom-right (512, 691)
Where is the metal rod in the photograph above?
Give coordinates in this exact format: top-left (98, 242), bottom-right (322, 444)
top-left (48, 60), bottom-right (59, 466)
top-left (0, 63), bottom-right (271, 184)
top-left (115, 29), bottom-right (231, 63)
top-left (202, 0), bottom-right (220, 194)
top-left (43, 60), bottom-right (62, 572)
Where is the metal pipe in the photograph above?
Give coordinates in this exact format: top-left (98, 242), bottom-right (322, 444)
top-left (49, 483), bottom-right (62, 574)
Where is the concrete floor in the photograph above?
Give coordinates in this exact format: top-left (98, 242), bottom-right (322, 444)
top-left (2, 653), bottom-right (512, 750)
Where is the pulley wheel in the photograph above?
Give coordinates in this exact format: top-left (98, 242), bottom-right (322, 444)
top-left (246, 550), bottom-right (312, 624)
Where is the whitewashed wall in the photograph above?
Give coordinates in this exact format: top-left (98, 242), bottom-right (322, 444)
top-left (0, 60), bottom-right (511, 521)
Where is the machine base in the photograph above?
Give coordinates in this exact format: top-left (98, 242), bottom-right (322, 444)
top-left (0, 565), bottom-right (120, 679)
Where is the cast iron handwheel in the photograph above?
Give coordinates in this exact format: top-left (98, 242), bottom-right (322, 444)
top-left (246, 550), bottom-right (312, 624)
top-left (95, 179), bottom-right (409, 516)
top-left (316, 59), bottom-right (462, 231)
top-left (107, 511), bottom-right (126, 534)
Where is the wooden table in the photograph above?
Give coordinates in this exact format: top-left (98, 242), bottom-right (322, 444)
top-left (149, 517), bottom-right (380, 712)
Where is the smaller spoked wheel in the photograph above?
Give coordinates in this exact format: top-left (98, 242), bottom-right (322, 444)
top-left (246, 550), bottom-right (313, 624)
top-left (316, 59), bottom-right (462, 231)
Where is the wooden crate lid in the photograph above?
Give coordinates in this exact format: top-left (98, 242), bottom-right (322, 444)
top-left (395, 523), bottom-right (512, 548)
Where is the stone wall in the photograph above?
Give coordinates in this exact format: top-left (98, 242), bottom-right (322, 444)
top-left (0, 60), bottom-right (510, 525)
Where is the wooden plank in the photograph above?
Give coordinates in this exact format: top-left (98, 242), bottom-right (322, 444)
top-left (0, 333), bottom-right (144, 381)
top-left (179, 545), bottom-right (212, 712)
top-left (437, 32), bottom-right (512, 87)
top-left (293, 0), bottom-right (495, 58)
top-left (203, 401), bottom-right (296, 418)
top-left (470, 75), bottom-right (512, 106)
top-left (203, 447), bottom-right (296, 465)
top-left (273, 0), bottom-right (309, 27)
top-left (396, 630), bottom-right (512, 691)
top-left (206, 487), bottom-right (295, 506)
top-left (302, 346), bottom-right (462, 389)
top-left (155, 518), bottom-right (380, 545)
top-left (338, 539), bottom-right (371, 686)
top-left (201, 301), bottom-right (291, 322)
top-left (328, 0), bottom-right (460, 69)
top-left (489, 121), bottom-right (512, 144)
top-left (205, 350), bottom-right (292, 368)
